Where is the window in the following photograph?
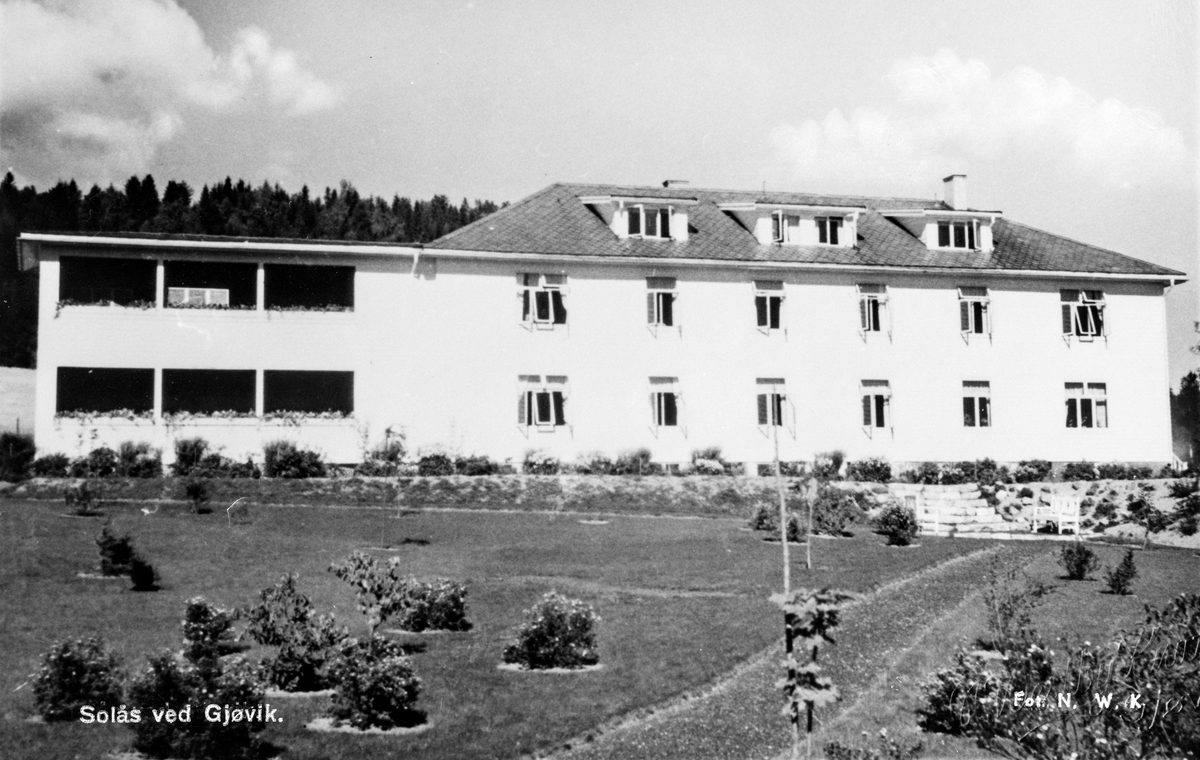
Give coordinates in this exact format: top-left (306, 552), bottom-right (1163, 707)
top-left (962, 381), bottom-right (991, 427)
top-left (646, 277), bottom-right (676, 329)
top-left (628, 205), bottom-right (672, 239)
top-left (56, 367), bottom-right (153, 415)
top-left (264, 370), bottom-right (353, 415)
top-left (165, 261), bottom-right (256, 309)
top-left (861, 380), bottom-right (891, 433)
top-left (756, 378), bottom-right (794, 436)
top-left (520, 274), bottom-right (568, 327)
top-left (754, 280), bottom-right (784, 331)
top-left (771, 212), bottom-right (799, 243)
top-left (1061, 290), bottom-right (1105, 341)
top-left (857, 284), bottom-right (889, 335)
top-left (1065, 382), bottom-right (1108, 429)
top-left (264, 264), bottom-right (354, 311)
top-left (958, 286), bottom-right (990, 339)
top-left (518, 375), bottom-right (568, 430)
top-left (58, 256), bottom-right (156, 306)
top-left (649, 376), bottom-right (682, 432)
top-left (937, 220), bottom-right (977, 249)
top-left (816, 216), bottom-right (843, 245)
top-left (162, 370), bottom-right (255, 415)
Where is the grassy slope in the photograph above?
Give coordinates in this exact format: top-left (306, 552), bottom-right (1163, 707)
top-left (0, 501), bottom-right (981, 760)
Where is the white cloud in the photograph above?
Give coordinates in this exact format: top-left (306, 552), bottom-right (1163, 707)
top-left (0, 0), bottom-right (338, 184)
top-left (771, 49), bottom-right (1190, 193)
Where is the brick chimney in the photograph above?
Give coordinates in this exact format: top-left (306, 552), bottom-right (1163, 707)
top-left (943, 174), bottom-right (968, 210)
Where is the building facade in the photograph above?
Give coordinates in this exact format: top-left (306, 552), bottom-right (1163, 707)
top-left (21, 176), bottom-right (1186, 471)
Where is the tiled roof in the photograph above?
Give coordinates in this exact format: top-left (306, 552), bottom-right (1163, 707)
top-left (428, 183), bottom-right (1184, 278)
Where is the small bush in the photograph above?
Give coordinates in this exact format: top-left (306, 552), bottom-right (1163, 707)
top-left (1062, 461), bottom-right (1097, 481)
top-left (692, 458), bottom-right (727, 476)
top-left (172, 437), bottom-right (257, 478)
top-left (116, 441), bottom-right (162, 478)
top-left (748, 502), bottom-right (802, 542)
top-left (172, 437), bottom-right (209, 476)
top-left (1096, 462), bottom-right (1131, 480)
top-left (522, 449), bottom-right (560, 475)
top-left (811, 450), bottom-right (845, 480)
top-left (130, 555), bottom-right (159, 591)
top-left (454, 454), bottom-right (499, 476)
top-left (1058, 541), bottom-right (1100, 580)
top-left (1167, 478), bottom-right (1199, 499)
top-left (1017, 486), bottom-right (1034, 499)
top-left (329, 552), bottom-right (470, 632)
top-left (1179, 515), bottom-right (1198, 536)
top-left (1105, 549), bottom-right (1138, 595)
top-left (245, 574), bottom-right (347, 692)
top-left (263, 440), bottom-right (326, 478)
top-left (575, 451), bottom-right (615, 475)
top-left (392, 579), bottom-right (470, 632)
top-left (612, 448), bottom-right (653, 476)
top-left (875, 501), bottom-right (920, 546)
top-left (906, 462), bottom-right (941, 485)
top-left (64, 480), bottom-right (102, 515)
top-left (356, 429), bottom-right (406, 476)
top-left (416, 453), bottom-right (454, 476)
top-left (33, 636), bottom-right (124, 722)
top-left (96, 523), bottom-right (136, 576)
top-left (181, 597), bottom-right (238, 671)
top-left (981, 559), bottom-right (1053, 650)
top-left (503, 592), bottom-right (599, 670)
top-left (1012, 459), bottom-right (1053, 483)
top-left (68, 446), bottom-right (118, 478)
top-left (939, 462), bottom-right (970, 485)
top-left (691, 446), bottom-right (723, 463)
top-left (30, 453), bottom-right (71, 477)
top-left (184, 479), bottom-right (210, 512)
top-left (808, 485), bottom-right (865, 535)
top-left (0, 432), bottom-right (35, 481)
top-left (846, 457), bottom-right (891, 483)
top-left (327, 636), bottom-right (423, 730)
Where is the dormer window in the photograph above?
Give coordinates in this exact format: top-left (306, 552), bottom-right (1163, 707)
top-left (816, 216), bottom-right (843, 245)
top-left (938, 220), bottom-right (977, 249)
top-left (771, 212), bottom-right (798, 243)
top-left (628, 205), bottom-right (671, 239)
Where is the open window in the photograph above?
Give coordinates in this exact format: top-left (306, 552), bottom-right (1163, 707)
top-left (56, 367), bottom-right (153, 415)
top-left (754, 280), bottom-right (784, 333)
top-left (756, 378), bottom-right (794, 438)
top-left (58, 256), bottom-right (156, 307)
top-left (264, 370), bottom-right (353, 416)
top-left (646, 277), bottom-right (677, 334)
top-left (264, 264), bottom-right (354, 311)
top-left (519, 274), bottom-right (568, 329)
top-left (162, 369), bottom-right (255, 416)
top-left (517, 375), bottom-right (569, 432)
top-left (962, 381), bottom-right (991, 427)
top-left (770, 212), bottom-right (800, 244)
top-left (165, 260), bottom-right (257, 309)
top-left (649, 376), bottom-right (685, 436)
top-left (857, 284), bottom-right (889, 338)
top-left (958, 286), bottom-right (991, 342)
top-left (861, 379), bottom-right (891, 437)
top-left (1061, 290), bottom-right (1105, 343)
top-left (937, 220), bottom-right (978, 249)
top-left (628, 205), bottom-right (672, 239)
top-left (1065, 382), bottom-right (1108, 429)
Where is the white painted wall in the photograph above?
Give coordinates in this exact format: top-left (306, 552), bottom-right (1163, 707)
top-left (33, 242), bottom-right (1175, 469)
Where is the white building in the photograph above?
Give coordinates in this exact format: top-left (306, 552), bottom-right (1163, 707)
top-left (20, 176), bottom-right (1186, 471)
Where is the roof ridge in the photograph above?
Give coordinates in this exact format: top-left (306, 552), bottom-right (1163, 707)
top-left (998, 218), bottom-right (1186, 277)
top-left (555, 181), bottom-right (940, 206)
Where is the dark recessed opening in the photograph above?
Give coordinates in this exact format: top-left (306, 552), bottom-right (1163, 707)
top-left (164, 260), bottom-right (257, 308)
top-left (59, 256), bottom-right (156, 305)
top-left (56, 367), bottom-right (154, 414)
top-left (162, 369), bottom-right (255, 415)
top-left (264, 264), bottom-right (354, 310)
top-left (264, 370), bottom-right (354, 414)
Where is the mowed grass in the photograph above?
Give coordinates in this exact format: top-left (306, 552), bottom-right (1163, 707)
top-left (0, 500), bottom-right (986, 760)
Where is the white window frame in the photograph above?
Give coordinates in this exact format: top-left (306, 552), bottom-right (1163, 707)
top-left (648, 376), bottom-right (685, 436)
top-left (167, 287), bottom-right (230, 307)
top-left (936, 219), bottom-right (979, 250)
top-left (646, 277), bottom-right (678, 335)
top-left (857, 284), bottom-right (890, 339)
top-left (770, 211), bottom-right (801, 244)
top-left (1065, 382), bottom-right (1108, 429)
top-left (628, 204), bottom-right (673, 240)
top-left (962, 380), bottom-right (991, 428)
top-left (756, 378), bottom-right (795, 438)
top-left (815, 216), bottom-right (844, 246)
top-left (860, 379), bottom-right (892, 437)
top-left (519, 273), bottom-right (568, 330)
top-left (754, 280), bottom-right (785, 334)
top-left (958, 286), bottom-right (991, 343)
top-left (1061, 289), bottom-right (1106, 343)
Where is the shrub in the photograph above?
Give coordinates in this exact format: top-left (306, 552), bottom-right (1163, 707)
top-left (116, 441), bottom-right (162, 478)
top-left (845, 457), bottom-right (891, 483)
top-left (244, 574), bottom-right (348, 692)
top-left (1017, 486), bottom-right (1034, 499)
top-left (503, 592), bottom-right (600, 670)
top-left (1092, 499), bottom-right (1117, 521)
top-left (357, 429), bottom-right (406, 476)
top-left (612, 448), bottom-right (654, 475)
top-left (1058, 541), bottom-right (1100, 580)
top-left (875, 501), bottom-right (920, 546)
top-left (906, 462), bottom-right (941, 485)
top-left (263, 440), bottom-right (326, 478)
top-left (30, 453), bottom-right (70, 477)
top-left (32, 636), bottom-right (123, 722)
top-left (183, 479), bottom-right (210, 512)
top-left (1179, 515), bottom-right (1198, 536)
top-left (747, 502), bottom-right (802, 542)
top-left (1096, 462), bottom-right (1131, 480)
top-left (1168, 478), bottom-right (1199, 499)
top-left (939, 462), bottom-right (970, 485)
top-left (329, 552), bottom-right (470, 632)
top-left (0, 432), bottom-right (35, 481)
top-left (416, 453), bottom-right (454, 476)
top-left (327, 636), bottom-right (423, 730)
top-left (808, 485), bottom-right (865, 536)
top-left (392, 579), bottom-right (470, 632)
top-left (522, 449), bottom-right (559, 475)
top-left (454, 454), bottom-right (499, 476)
top-left (692, 458), bottom-right (727, 476)
top-left (64, 480), bottom-right (102, 515)
top-left (691, 446), bottom-right (723, 463)
top-left (130, 555), bottom-right (158, 591)
top-left (181, 597), bottom-right (238, 672)
top-left (96, 523), bottom-right (136, 576)
top-left (68, 446), bottom-right (118, 478)
top-left (980, 558), bottom-right (1053, 650)
top-left (575, 451), bottom-right (615, 475)
top-left (1106, 549), bottom-right (1138, 595)
top-left (129, 651), bottom-right (265, 760)
top-left (1012, 459), bottom-right (1053, 483)
top-left (172, 438), bottom-right (209, 476)
top-left (1062, 461), bottom-right (1097, 481)
top-left (811, 450), bottom-right (845, 480)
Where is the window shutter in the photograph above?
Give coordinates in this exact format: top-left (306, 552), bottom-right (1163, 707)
top-left (522, 289), bottom-right (531, 322)
top-left (859, 298), bottom-right (868, 332)
top-left (647, 293), bottom-right (656, 325)
top-left (1092, 305), bottom-right (1104, 336)
top-left (518, 390), bottom-right (527, 425)
top-left (1061, 304), bottom-right (1072, 335)
top-left (551, 290), bottom-right (566, 324)
top-left (663, 393), bottom-right (678, 426)
top-left (552, 391), bottom-right (566, 425)
top-left (757, 393), bottom-right (768, 426)
top-left (662, 293), bottom-right (673, 327)
top-left (862, 395), bottom-right (872, 426)
top-left (661, 209), bottom-right (671, 238)
top-left (756, 295), bottom-right (768, 327)
top-left (959, 300), bottom-right (970, 332)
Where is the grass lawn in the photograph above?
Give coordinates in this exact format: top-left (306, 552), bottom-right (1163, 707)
top-left (0, 499), bottom-right (986, 760)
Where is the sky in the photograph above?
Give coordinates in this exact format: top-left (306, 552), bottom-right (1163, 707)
top-left (2, 0), bottom-right (1197, 383)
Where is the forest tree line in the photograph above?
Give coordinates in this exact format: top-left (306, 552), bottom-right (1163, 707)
top-left (0, 172), bottom-right (502, 367)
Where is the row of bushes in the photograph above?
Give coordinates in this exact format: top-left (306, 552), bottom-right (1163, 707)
top-left (746, 487), bottom-right (921, 546)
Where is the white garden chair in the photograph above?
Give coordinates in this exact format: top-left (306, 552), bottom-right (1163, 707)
top-left (1032, 496), bottom-right (1081, 534)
